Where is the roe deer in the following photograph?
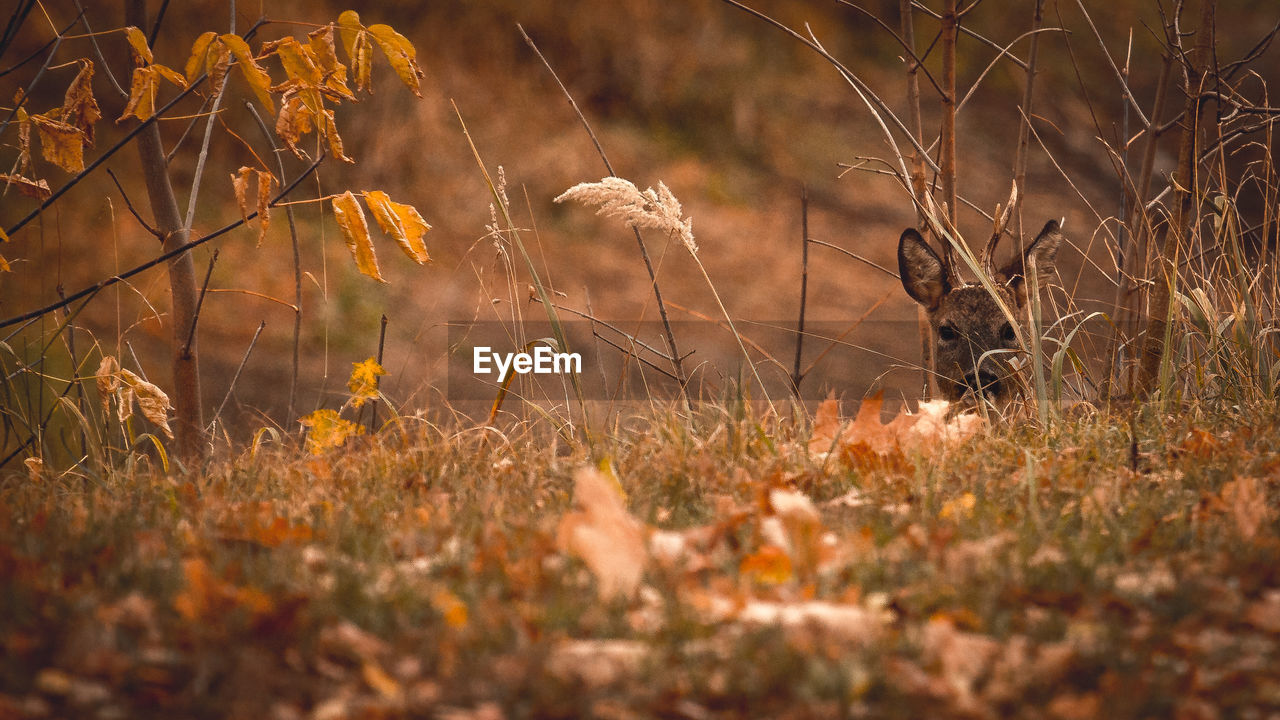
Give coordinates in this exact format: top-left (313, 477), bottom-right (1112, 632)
top-left (898, 219), bottom-right (1063, 405)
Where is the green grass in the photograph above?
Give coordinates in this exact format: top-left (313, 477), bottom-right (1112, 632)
top-left (4, 400), bottom-right (1280, 719)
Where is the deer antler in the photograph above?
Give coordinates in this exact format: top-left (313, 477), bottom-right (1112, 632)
top-left (982, 180), bottom-right (1018, 277)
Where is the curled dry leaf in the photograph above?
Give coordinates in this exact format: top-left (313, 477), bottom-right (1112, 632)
top-left (332, 191), bottom-right (384, 282)
top-left (275, 92), bottom-right (315, 159)
top-left (555, 465), bottom-right (648, 599)
top-left (30, 114), bottom-right (85, 174)
top-left (60, 60), bottom-right (101, 146)
top-left (123, 26), bottom-right (153, 65)
top-left (118, 65), bottom-right (186, 123)
top-left (119, 369), bottom-right (174, 439)
top-left (308, 25), bottom-right (355, 100)
top-left (96, 355), bottom-right (121, 416)
top-left (231, 167), bottom-right (274, 246)
top-left (0, 173), bottom-right (51, 201)
top-left (363, 190), bottom-right (431, 264)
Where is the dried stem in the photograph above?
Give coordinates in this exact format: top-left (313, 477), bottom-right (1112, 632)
top-left (1011, 0), bottom-right (1046, 241)
top-left (1137, 0), bottom-right (1217, 394)
top-left (245, 101), bottom-right (303, 420)
top-left (182, 249), bottom-right (219, 357)
top-left (791, 187), bottom-right (809, 396)
top-left (370, 314), bottom-right (387, 433)
top-left (0, 156), bottom-right (323, 332)
top-left (940, 0), bottom-right (960, 269)
top-left (518, 24), bottom-right (691, 406)
top-left (211, 321), bottom-right (266, 430)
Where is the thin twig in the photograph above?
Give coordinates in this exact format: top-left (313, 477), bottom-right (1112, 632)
top-left (940, 0), bottom-right (959, 264)
top-left (211, 321), bottom-right (265, 429)
top-left (244, 101), bottom-right (303, 419)
top-left (370, 314), bottom-right (387, 433)
top-left (1012, 0), bottom-right (1046, 241)
top-left (910, 1), bottom-right (1029, 70)
top-left (183, 0), bottom-right (236, 232)
top-left (518, 23), bottom-right (691, 405)
top-left (836, 0), bottom-right (944, 97)
top-left (806, 239), bottom-right (900, 280)
top-left (73, 0), bottom-right (127, 98)
top-left (0, 155), bottom-right (323, 331)
top-left (183, 250), bottom-right (219, 356)
top-left (791, 186), bottom-right (809, 396)
top-left (2, 18), bottom-right (268, 241)
top-left (106, 169), bottom-right (163, 238)
top-left (1072, 0), bottom-right (1151, 128)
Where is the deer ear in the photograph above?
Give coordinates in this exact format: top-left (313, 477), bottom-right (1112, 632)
top-left (997, 219), bottom-right (1062, 306)
top-left (898, 228), bottom-right (949, 310)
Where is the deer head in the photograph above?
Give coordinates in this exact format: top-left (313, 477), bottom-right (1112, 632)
top-left (898, 219), bottom-right (1063, 405)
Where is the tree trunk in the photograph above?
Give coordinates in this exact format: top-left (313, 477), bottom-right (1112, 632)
top-left (125, 0), bottom-right (205, 463)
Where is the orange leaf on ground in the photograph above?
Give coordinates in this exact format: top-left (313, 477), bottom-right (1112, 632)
top-left (556, 465), bottom-right (648, 599)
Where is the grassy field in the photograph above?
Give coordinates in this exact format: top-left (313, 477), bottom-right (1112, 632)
top-left (4, 1), bottom-right (1280, 717)
top-left (4, 395), bottom-right (1280, 719)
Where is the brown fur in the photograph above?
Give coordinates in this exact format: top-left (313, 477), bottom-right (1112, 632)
top-left (898, 220), bottom-right (1063, 405)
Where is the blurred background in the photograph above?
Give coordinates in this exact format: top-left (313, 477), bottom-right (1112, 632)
top-left (2, 0), bottom-right (1277, 439)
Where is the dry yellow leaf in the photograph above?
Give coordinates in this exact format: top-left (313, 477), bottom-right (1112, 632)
top-left (300, 408), bottom-right (364, 454)
top-left (308, 25), bottom-right (355, 100)
top-left (60, 60), bottom-right (101, 146)
top-left (219, 33), bottom-right (274, 113)
top-left (123, 26), bottom-right (153, 65)
top-left (269, 36), bottom-right (323, 90)
top-left (231, 166), bottom-right (253, 223)
top-left (336, 10), bottom-right (363, 63)
top-left (321, 108), bottom-right (352, 162)
top-left (0, 173), bottom-right (51, 201)
top-left (367, 24), bottom-right (423, 97)
top-left (31, 114), bottom-right (85, 173)
top-left (333, 191), bottom-right (383, 281)
top-left (274, 92), bottom-right (315, 159)
top-left (231, 167), bottom-right (274, 246)
top-left (184, 31), bottom-right (217, 82)
top-left (347, 358), bottom-right (386, 408)
top-left (152, 63), bottom-right (188, 90)
top-left (255, 169), bottom-right (273, 245)
top-left (96, 355), bottom-right (121, 418)
top-left (119, 369), bottom-right (174, 439)
top-left (119, 67), bottom-right (156, 122)
top-left (363, 190), bottom-right (431, 264)
top-left (0, 254), bottom-right (9, 271)
top-left (205, 37), bottom-right (232, 94)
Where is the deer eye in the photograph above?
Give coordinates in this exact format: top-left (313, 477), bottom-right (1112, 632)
top-left (938, 324), bottom-right (958, 342)
top-left (1000, 322), bottom-right (1017, 344)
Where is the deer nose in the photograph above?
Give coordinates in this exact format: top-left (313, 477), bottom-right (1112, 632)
top-left (962, 370), bottom-right (1002, 397)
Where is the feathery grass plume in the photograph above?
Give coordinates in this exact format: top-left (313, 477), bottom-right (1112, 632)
top-left (555, 176), bottom-right (697, 255)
